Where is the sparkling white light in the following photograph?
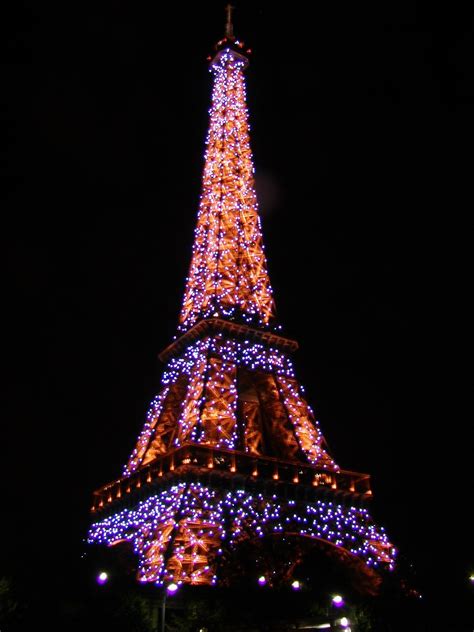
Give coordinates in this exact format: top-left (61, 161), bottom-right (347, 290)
top-left (179, 50), bottom-right (275, 332)
top-left (88, 482), bottom-right (395, 585)
top-left (124, 337), bottom-right (336, 475)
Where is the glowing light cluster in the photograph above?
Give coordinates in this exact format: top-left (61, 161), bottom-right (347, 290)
top-left (278, 376), bottom-right (338, 469)
top-left (163, 337), bottom-right (295, 385)
top-left (179, 49), bottom-right (275, 332)
top-left (88, 482), bottom-right (395, 586)
top-left (123, 337), bottom-right (335, 475)
top-left (92, 31), bottom-right (395, 590)
top-left (124, 337), bottom-right (293, 474)
top-left (125, 387), bottom-right (171, 474)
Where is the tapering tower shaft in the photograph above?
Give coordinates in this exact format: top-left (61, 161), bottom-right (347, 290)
top-left (179, 46), bottom-right (275, 332)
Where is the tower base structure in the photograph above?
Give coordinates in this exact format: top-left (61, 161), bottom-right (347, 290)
top-left (89, 443), bottom-right (394, 593)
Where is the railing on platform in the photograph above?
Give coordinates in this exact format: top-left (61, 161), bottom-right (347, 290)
top-left (91, 443), bottom-right (371, 512)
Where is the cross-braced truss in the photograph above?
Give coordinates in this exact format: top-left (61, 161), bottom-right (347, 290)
top-left (179, 50), bottom-right (275, 331)
top-left (124, 337), bottom-right (337, 472)
top-left (90, 483), bottom-right (393, 590)
top-left (90, 37), bottom-right (394, 592)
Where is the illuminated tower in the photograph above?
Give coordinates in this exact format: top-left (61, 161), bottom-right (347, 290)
top-left (89, 10), bottom-right (394, 592)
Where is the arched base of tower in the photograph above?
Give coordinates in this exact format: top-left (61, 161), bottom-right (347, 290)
top-left (89, 481), bottom-right (393, 591)
top-left (218, 533), bottom-right (381, 596)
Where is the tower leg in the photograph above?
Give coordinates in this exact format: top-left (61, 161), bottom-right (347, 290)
top-left (160, 591), bottom-right (166, 632)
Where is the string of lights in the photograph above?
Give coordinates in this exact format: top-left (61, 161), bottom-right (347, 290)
top-left (123, 336), bottom-right (336, 475)
top-left (89, 482), bottom-right (394, 585)
top-left (90, 38), bottom-right (394, 589)
top-left (179, 51), bottom-right (275, 332)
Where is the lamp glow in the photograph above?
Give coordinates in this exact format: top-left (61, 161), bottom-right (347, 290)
top-left (97, 571), bottom-right (108, 585)
top-left (291, 580), bottom-right (301, 590)
top-left (258, 575), bottom-right (266, 586)
top-left (167, 582), bottom-right (179, 594)
top-left (332, 594), bottom-right (344, 607)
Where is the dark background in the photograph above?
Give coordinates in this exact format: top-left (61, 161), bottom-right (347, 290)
top-left (2, 0), bottom-right (472, 628)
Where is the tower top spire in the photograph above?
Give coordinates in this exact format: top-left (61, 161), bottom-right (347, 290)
top-left (181, 8), bottom-right (273, 332)
top-left (225, 4), bottom-right (235, 40)
top-left (210, 4), bottom-right (250, 68)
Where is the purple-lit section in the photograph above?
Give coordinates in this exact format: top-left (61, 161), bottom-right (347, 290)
top-left (258, 575), bottom-right (266, 586)
top-left (332, 595), bottom-right (344, 607)
top-left (88, 482), bottom-right (395, 585)
top-left (97, 571), bottom-right (108, 585)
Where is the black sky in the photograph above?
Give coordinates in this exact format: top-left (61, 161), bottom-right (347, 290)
top-left (2, 1), bottom-right (472, 627)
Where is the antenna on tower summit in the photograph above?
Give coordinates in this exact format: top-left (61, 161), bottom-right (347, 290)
top-left (225, 3), bottom-right (235, 40)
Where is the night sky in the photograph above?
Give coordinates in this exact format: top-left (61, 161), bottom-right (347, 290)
top-left (2, 1), bottom-right (472, 628)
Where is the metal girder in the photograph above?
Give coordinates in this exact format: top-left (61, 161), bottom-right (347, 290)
top-left (141, 375), bottom-right (189, 466)
top-left (276, 376), bottom-right (337, 469)
top-left (199, 357), bottom-right (237, 446)
top-left (179, 54), bottom-right (275, 330)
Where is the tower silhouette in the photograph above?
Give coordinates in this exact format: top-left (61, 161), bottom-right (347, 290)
top-left (89, 12), bottom-right (394, 592)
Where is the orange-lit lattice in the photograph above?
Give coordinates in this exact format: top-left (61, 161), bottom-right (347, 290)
top-left (179, 49), bottom-right (275, 331)
top-left (124, 338), bottom-right (337, 473)
top-left (276, 376), bottom-right (338, 469)
top-left (90, 37), bottom-right (395, 591)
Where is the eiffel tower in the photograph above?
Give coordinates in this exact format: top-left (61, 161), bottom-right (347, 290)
top-left (89, 8), bottom-right (394, 593)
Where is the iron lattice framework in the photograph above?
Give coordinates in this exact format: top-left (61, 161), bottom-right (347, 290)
top-left (89, 29), bottom-right (394, 592)
top-left (179, 47), bottom-right (275, 332)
